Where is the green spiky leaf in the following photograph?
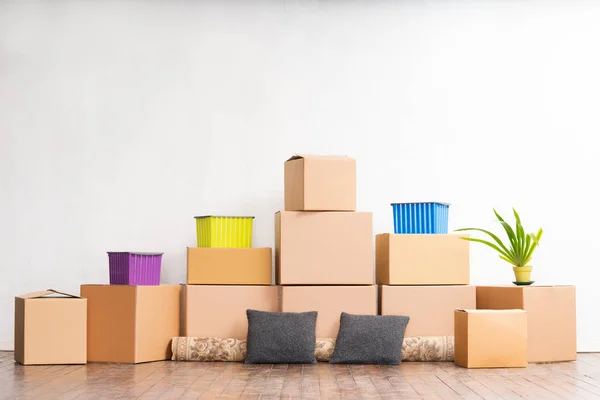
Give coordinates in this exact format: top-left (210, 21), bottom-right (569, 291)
top-left (454, 227), bottom-right (513, 257)
top-left (460, 237), bottom-right (512, 259)
top-left (499, 255), bottom-right (519, 267)
top-left (457, 208), bottom-right (542, 269)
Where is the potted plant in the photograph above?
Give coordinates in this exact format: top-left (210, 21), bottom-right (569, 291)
top-left (455, 209), bottom-right (543, 285)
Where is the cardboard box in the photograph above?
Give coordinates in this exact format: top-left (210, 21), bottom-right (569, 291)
top-left (284, 154), bottom-right (356, 211)
top-left (275, 211), bottom-right (373, 285)
top-left (454, 309), bottom-right (528, 368)
top-left (14, 289), bottom-right (87, 365)
top-left (280, 286), bottom-right (377, 338)
top-left (81, 284), bottom-right (180, 364)
top-left (380, 285), bottom-right (476, 336)
top-left (182, 285), bottom-right (278, 339)
top-left (376, 234), bottom-right (470, 285)
top-left (187, 247), bottom-right (272, 285)
top-left (476, 285), bottom-right (576, 362)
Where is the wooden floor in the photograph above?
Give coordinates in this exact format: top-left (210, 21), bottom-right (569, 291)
top-left (3, 352), bottom-right (600, 400)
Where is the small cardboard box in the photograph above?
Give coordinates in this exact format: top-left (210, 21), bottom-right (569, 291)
top-left (376, 233), bottom-right (470, 285)
top-left (14, 289), bottom-right (87, 365)
top-left (476, 285), bottom-right (576, 363)
top-left (454, 309), bottom-right (528, 368)
top-left (280, 285), bottom-right (377, 338)
top-left (275, 211), bottom-right (373, 285)
top-left (182, 285), bottom-right (278, 339)
top-left (284, 154), bottom-right (356, 211)
top-left (81, 284), bottom-right (180, 364)
top-left (187, 247), bottom-right (272, 285)
top-left (380, 285), bottom-right (476, 336)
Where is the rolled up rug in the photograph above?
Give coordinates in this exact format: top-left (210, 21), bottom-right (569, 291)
top-left (171, 336), bottom-right (454, 363)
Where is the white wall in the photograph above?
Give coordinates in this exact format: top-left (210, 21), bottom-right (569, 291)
top-left (1, 0), bottom-right (599, 352)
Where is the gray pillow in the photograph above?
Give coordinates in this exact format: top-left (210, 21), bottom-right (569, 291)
top-left (330, 312), bottom-right (410, 365)
top-left (245, 309), bottom-right (317, 364)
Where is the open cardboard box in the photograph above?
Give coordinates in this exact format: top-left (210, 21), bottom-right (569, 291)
top-left (284, 154), bottom-right (356, 211)
top-left (15, 289), bottom-right (87, 365)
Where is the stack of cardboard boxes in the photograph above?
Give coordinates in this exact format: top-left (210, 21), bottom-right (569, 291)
top-left (16, 285), bottom-right (182, 365)
top-left (475, 285), bottom-right (577, 364)
top-left (13, 153), bottom-right (578, 367)
top-left (453, 284), bottom-right (577, 368)
top-left (182, 235), bottom-right (278, 341)
top-left (376, 230), bottom-right (475, 338)
top-left (276, 155), bottom-right (377, 338)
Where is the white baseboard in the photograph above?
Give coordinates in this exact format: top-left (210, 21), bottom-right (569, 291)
top-left (0, 339), bottom-right (13, 351)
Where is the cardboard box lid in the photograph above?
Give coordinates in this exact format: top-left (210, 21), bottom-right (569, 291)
top-left (456, 309), bottom-right (526, 313)
top-left (286, 154), bottom-right (354, 162)
top-left (477, 285), bottom-right (574, 288)
top-left (17, 289), bottom-right (81, 299)
top-left (390, 201), bottom-right (451, 206)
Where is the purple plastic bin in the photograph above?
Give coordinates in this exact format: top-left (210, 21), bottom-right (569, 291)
top-left (107, 252), bottom-right (163, 285)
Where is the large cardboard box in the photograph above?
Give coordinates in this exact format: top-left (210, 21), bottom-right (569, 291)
top-left (81, 284), bottom-right (180, 364)
top-left (454, 309), bottom-right (528, 368)
top-left (476, 285), bottom-right (576, 362)
top-left (284, 154), bottom-right (356, 211)
top-left (275, 211), bottom-right (373, 285)
top-left (14, 289), bottom-right (87, 365)
top-left (187, 247), bottom-right (272, 285)
top-left (380, 285), bottom-right (476, 336)
top-left (182, 285), bottom-right (278, 339)
top-left (376, 234), bottom-right (470, 285)
top-left (280, 285), bottom-right (377, 338)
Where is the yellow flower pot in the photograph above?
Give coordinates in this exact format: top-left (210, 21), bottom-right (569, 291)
top-left (513, 266), bottom-right (532, 283)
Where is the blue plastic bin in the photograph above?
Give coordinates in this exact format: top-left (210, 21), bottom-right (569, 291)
top-left (391, 202), bottom-right (450, 234)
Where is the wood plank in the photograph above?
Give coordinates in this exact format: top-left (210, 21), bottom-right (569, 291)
top-left (0, 352), bottom-right (596, 399)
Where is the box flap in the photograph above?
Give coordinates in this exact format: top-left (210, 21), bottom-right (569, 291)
top-left (17, 289), bottom-right (81, 299)
top-left (286, 154), bottom-right (353, 162)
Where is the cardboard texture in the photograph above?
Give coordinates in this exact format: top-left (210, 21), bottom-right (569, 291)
top-left (14, 289), bottom-right (87, 365)
top-left (454, 309), bottom-right (528, 368)
top-left (380, 285), bottom-right (476, 336)
top-left (275, 211), bottom-right (373, 285)
top-left (182, 285), bottom-right (278, 339)
top-left (284, 154), bottom-right (356, 211)
top-left (187, 247), bottom-right (272, 285)
top-left (376, 234), bottom-right (470, 285)
top-left (476, 285), bottom-right (577, 363)
top-left (81, 284), bottom-right (180, 364)
top-left (280, 286), bottom-right (377, 338)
